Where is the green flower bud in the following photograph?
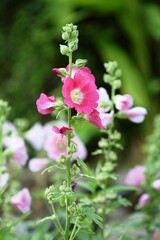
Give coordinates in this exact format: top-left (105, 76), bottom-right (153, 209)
top-left (60, 45), bottom-right (69, 56)
top-left (103, 74), bottom-right (113, 84)
top-left (0, 100), bottom-right (11, 122)
top-left (62, 32), bottom-right (70, 41)
top-left (113, 80), bottom-right (121, 89)
top-left (115, 69), bottom-right (122, 78)
top-left (98, 138), bottom-right (108, 148)
top-left (75, 59), bottom-right (87, 68)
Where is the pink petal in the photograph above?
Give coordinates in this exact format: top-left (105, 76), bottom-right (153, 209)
top-left (36, 93), bottom-right (56, 115)
top-left (124, 165), bottom-right (145, 187)
top-left (115, 94), bottom-right (133, 111)
top-left (11, 188), bottom-right (32, 213)
top-left (124, 107), bottom-right (147, 123)
top-left (28, 158), bottom-right (48, 172)
top-left (85, 109), bottom-right (104, 129)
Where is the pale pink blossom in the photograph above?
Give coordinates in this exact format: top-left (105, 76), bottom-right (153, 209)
top-left (138, 193), bottom-right (149, 206)
top-left (100, 111), bottom-right (113, 128)
top-left (151, 231), bottom-right (160, 240)
top-left (62, 70), bottom-right (99, 114)
top-left (4, 136), bottom-right (28, 166)
top-left (124, 165), bottom-right (145, 187)
top-left (36, 93), bottom-right (56, 115)
top-left (123, 107), bottom-right (147, 123)
top-left (114, 94), bottom-right (133, 111)
top-left (153, 179), bottom-right (160, 191)
top-left (25, 123), bottom-right (45, 150)
top-left (97, 87), bottom-right (111, 113)
top-left (44, 128), bottom-right (87, 161)
top-left (28, 158), bottom-right (48, 172)
top-left (85, 109), bottom-right (104, 129)
top-left (0, 173), bottom-right (9, 189)
top-left (11, 188), bottom-right (32, 213)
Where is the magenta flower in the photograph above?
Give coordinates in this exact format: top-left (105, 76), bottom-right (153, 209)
top-left (85, 109), bottom-right (104, 129)
top-left (52, 126), bottom-right (73, 141)
top-left (114, 94), bottom-right (133, 111)
top-left (153, 179), bottom-right (160, 191)
top-left (0, 172), bottom-right (9, 189)
top-left (36, 93), bottom-right (56, 115)
top-left (124, 165), bottom-right (145, 187)
top-left (11, 188), bottom-right (32, 213)
top-left (138, 193), bottom-right (149, 206)
top-left (28, 158), bottom-right (48, 172)
top-left (124, 107), bottom-right (147, 123)
top-left (151, 231), bottom-right (160, 240)
top-left (62, 70), bottom-right (99, 114)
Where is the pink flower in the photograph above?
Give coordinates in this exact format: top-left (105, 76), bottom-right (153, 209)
top-left (62, 70), bottom-right (99, 114)
top-left (28, 158), bottom-right (48, 172)
top-left (52, 126), bottom-right (73, 141)
top-left (124, 165), bottom-right (145, 187)
top-left (124, 107), bottom-right (147, 123)
top-left (25, 123), bottom-right (45, 150)
top-left (11, 188), bottom-right (32, 213)
top-left (85, 109), bottom-right (104, 129)
top-left (36, 93), bottom-right (56, 114)
top-left (44, 127), bottom-right (87, 161)
top-left (151, 231), bottom-right (160, 240)
top-left (0, 173), bottom-right (9, 189)
top-left (114, 94), bottom-right (133, 111)
top-left (138, 193), bottom-right (149, 206)
top-left (153, 179), bottom-right (160, 191)
top-left (4, 136), bottom-right (28, 166)
top-left (100, 111), bottom-right (113, 128)
top-left (97, 87), bottom-right (111, 113)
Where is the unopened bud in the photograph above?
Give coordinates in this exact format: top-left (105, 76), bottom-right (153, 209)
top-left (60, 45), bottom-right (69, 56)
top-left (75, 59), bottom-right (87, 68)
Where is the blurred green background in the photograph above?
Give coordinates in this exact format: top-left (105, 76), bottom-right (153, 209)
top-left (0, 0), bottom-right (160, 163)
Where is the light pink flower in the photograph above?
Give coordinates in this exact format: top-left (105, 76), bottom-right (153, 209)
top-left (85, 109), bottom-right (104, 129)
top-left (62, 70), bottom-right (99, 114)
top-left (124, 107), bottom-right (147, 123)
top-left (97, 87), bottom-right (111, 113)
top-left (0, 173), bottom-right (9, 189)
top-left (52, 126), bottom-right (73, 141)
top-left (124, 165), bottom-right (145, 187)
top-left (28, 158), bottom-right (48, 172)
top-left (153, 179), bottom-right (160, 191)
top-left (44, 128), bottom-right (87, 161)
top-left (4, 136), bottom-right (28, 166)
top-left (25, 123), bottom-right (45, 150)
top-left (11, 188), bottom-right (32, 213)
top-left (151, 231), bottom-right (160, 240)
top-left (2, 121), bottom-right (17, 146)
top-left (114, 94), bottom-right (133, 111)
top-left (138, 193), bottom-right (149, 206)
top-left (36, 93), bottom-right (56, 115)
top-left (100, 111), bottom-right (113, 128)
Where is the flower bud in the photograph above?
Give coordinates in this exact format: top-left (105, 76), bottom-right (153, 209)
top-left (103, 74), bottom-right (113, 84)
top-left (75, 59), bottom-right (87, 68)
top-left (60, 45), bottom-right (69, 56)
top-left (113, 80), bottom-right (121, 89)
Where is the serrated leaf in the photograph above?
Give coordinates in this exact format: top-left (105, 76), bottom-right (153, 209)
top-left (84, 207), bottom-right (103, 229)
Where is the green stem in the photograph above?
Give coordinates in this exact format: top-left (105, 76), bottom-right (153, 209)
top-left (0, 119), bottom-right (4, 166)
top-left (69, 217), bottom-right (78, 240)
top-left (64, 52), bottom-right (73, 240)
top-left (51, 203), bottom-right (64, 234)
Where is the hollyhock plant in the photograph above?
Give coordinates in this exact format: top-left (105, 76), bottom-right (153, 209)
top-left (28, 158), bottom-right (49, 172)
top-left (62, 71), bottom-right (99, 114)
top-left (11, 188), bottom-right (32, 213)
top-left (124, 165), bottom-right (145, 187)
top-left (138, 193), bottom-right (150, 206)
top-left (36, 93), bottom-right (56, 115)
top-left (114, 94), bottom-right (133, 111)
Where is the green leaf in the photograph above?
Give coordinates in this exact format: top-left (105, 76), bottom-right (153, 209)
top-left (84, 207), bottom-right (103, 229)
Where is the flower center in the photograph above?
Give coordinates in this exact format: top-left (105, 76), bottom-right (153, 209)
top-left (70, 89), bottom-right (83, 104)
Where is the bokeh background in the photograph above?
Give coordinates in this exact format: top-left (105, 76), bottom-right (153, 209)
top-left (1, 0), bottom-right (160, 166)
